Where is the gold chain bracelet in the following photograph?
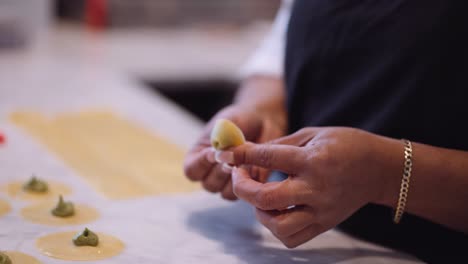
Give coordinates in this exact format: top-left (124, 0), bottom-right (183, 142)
top-left (393, 139), bottom-right (413, 224)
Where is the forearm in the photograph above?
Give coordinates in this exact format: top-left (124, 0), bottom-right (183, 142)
top-left (375, 137), bottom-right (468, 233)
top-left (234, 75), bottom-right (287, 132)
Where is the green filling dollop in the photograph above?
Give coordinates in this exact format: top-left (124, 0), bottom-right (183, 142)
top-left (73, 228), bottom-right (99, 247)
top-left (22, 176), bottom-right (48, 193)
top-left (51, 195), bottom-right (75, 217)
top-left (0, 252), bottom-right (12, 264)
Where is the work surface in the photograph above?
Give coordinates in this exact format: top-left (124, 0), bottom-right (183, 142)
top-left (0, 25), bottom-right (423, 263)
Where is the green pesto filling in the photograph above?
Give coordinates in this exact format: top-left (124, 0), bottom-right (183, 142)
top-left (73, 228), bottom-right (99, 247)
top-left (0, 252), bottom-right (12, 264)
top-left (51, 195), bottom-right (75, 217)
top-left (22, 176), bottom-right (48, 193)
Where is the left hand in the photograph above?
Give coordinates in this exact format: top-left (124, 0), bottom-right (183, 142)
top-left (217, 127), bottom-right (402, 248)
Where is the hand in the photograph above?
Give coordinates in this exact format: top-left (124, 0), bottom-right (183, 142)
top-left (218, 127), bottom-right (401, 247)
top-left (183, 105), bottom-right (285, 200)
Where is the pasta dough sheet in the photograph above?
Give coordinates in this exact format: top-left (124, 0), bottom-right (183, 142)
top-left (36, 231), bottom-right (124, 261)
top-left (21, 202), bottom-right (99, 226)
top-left (5, 181), bottom-right (71, 201)
top-left (0, 199), bottom-right (11, 217)
top-left (3, 251), bottom-right (42, 264)
top-left (11, 111), bottom-right (199, 199)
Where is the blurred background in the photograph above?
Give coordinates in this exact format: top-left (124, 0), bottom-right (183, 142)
top-left (0, 0), bottom-right (280, 121)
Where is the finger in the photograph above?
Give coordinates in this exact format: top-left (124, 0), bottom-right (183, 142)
top-left (215, 150), bottom-right (234, 164)
top-left (221, 179), bottom-right (237, 201)
top-left (202, 164), bottom-right (231, 193)
top-left (228, 142), bottom-right (306, 173)
top-left (220, 163), bottom-right (233, 174)
top-left (281, 223), bottom-right (325, 249)
top-left (255, 206), bottom-right (316, 238)
top-left (206, 148), bottom-right (216, 163)
top-left (250, 166), bottom-right (270, 182)
top-left (227, 164), bottom-right (266, 182)
top-left (238, 165), bottom-right (263, 182)
top-left (268, 127), bottom-right (321, 146)
top-left (184, 147), bottom-right (216, 181)
top-left (232, 167), bottom-right (311, 210)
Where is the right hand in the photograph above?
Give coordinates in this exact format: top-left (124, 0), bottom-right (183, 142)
top-left (183, 105), bottom-right (284, 200)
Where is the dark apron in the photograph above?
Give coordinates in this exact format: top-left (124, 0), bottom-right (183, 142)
top-left (285, 0), bottom-right (468, 263)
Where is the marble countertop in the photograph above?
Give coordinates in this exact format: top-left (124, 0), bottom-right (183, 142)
top-left (0, 25), bottom-right (423, 264)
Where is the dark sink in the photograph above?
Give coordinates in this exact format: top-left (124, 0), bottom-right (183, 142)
top-left (145, 79), bottom-right (237, 122)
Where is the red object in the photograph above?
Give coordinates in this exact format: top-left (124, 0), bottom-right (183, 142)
top-left (0, 132), bottom-right (5, 144)
top-left (85, 0), bottom-right (108, 29)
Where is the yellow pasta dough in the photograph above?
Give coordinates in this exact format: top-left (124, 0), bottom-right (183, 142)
top-left (2, 251), bottom-right (42, 264)
top-left (10, 111), bottom-right (199, 199)
top-left (21, 202), bottom-right (99, 226)
top-left (36, 231), bottom-right (124, 261)
top-left (210, 118), bottom-right (245, 150)
top-left (5, 181), bottom-right (71, 201)
top-left (0, 199), bottom-right (11, 217)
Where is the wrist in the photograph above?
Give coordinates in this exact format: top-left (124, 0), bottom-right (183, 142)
top-left (234, 75), bottom-right (286, 131)
top-left (230, 103), bottom-right (287, 138)
top-left (261, 109), bottom-right (287, 136)
top-left (370, 136), bottom-right (406, 207)
top-left (262, 111), bottom-right (287, 140)
top-left (240, 104), bottom-right (287, 141)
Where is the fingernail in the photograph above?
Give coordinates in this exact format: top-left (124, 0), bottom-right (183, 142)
top-left (221, 163), bottom-right (233, 174)
top-left (206, 148), bottom-right (216, 163)
top-left (215, 151), bottom-right (234, 164)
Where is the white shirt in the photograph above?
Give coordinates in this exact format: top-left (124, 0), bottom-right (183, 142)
top-left (239, 0), bottom-right (294, 79)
